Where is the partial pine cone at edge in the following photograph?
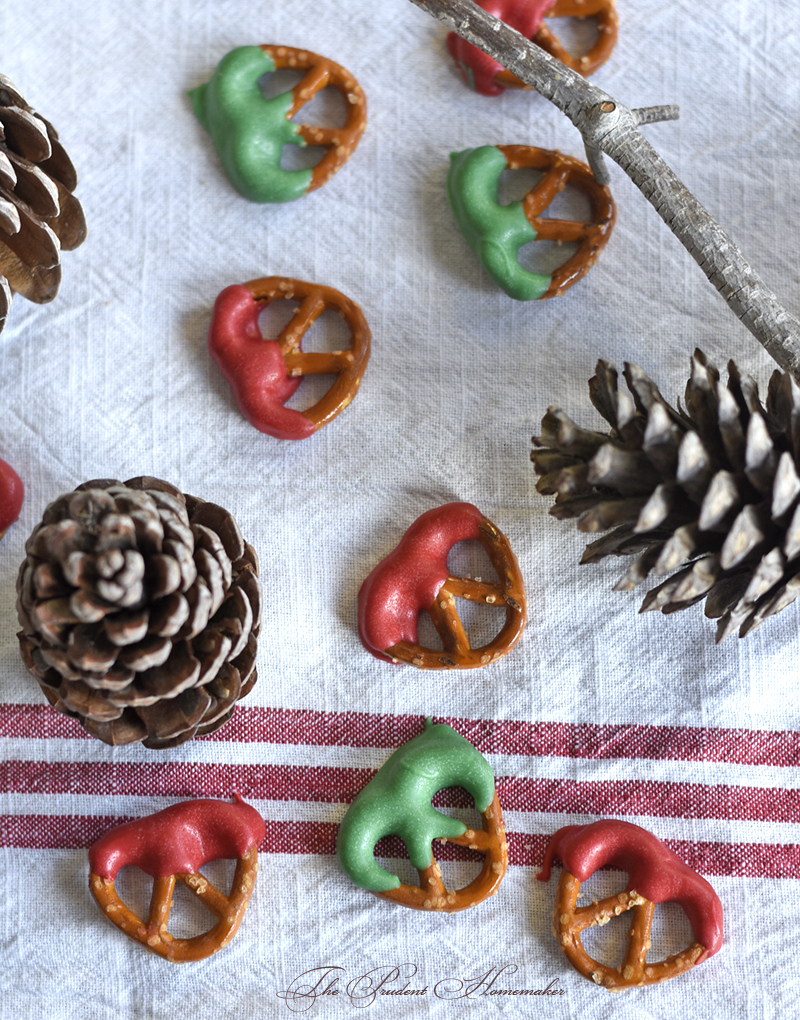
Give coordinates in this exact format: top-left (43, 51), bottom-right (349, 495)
top-left (0, 75), bottom-right (87, 332)
top-left (531, 350), bottom-right (800, 641)
top-left (16, 476), bottom-right (260, 748)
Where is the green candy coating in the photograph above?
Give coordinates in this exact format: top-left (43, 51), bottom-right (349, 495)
top-left (189, 45), bottom-right (312, 203)
top-left (447, 145), bottom-right (551, 301)
top-left (336, 718), bottom-right (497, 893)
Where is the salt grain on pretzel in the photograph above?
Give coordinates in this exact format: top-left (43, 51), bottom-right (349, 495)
top-left (336, 718), bottom-right (508, 911)
top-left (537, 819), bottom-right (724, 990)
top-left (88, 795), bottom-right (265, 962)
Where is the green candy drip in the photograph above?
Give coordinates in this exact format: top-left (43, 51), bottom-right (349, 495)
top-left (447, 145), bottom-right (551, 301)
top-left (189, 46), bottom-right (312, 203)
top-left (336, 718), bottom-right (497, 893)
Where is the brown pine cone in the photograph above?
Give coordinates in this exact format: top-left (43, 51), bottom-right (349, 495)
top-left (531, 350), bottom-right (800, 641)
top-left (16, 477), bottom-right (260, 748)
top-left (0, 75), bottom-right (87, 332)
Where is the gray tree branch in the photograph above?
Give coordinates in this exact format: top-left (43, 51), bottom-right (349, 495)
top-left (409, 0), bottom-right (800, 379)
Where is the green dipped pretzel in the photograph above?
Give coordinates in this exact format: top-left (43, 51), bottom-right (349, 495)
top-left (190, 45), bottom-right (366, 203)
top-left (336, 718), bottom-right (508, 912)
top-left (447, 144), bottom-right (616, 300)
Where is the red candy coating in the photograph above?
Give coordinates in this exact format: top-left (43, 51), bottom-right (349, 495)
top-left (208, 284), bottom-right (315, 441)
top-left (446, 0), bottom-right (555, 96)
top-left (0, 457), bottom-right (23, 535)
top-left (537, 819), bottom-right (724, 960)
top-left (88, 794), bottom-right (266, 880)
top-left (358, 502), bottom-right (483, 662)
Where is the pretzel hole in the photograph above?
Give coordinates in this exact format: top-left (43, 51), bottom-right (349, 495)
top-left (544, 186), bottom-right (592, 224)
top-left (578, 911), bottom-right (630, 968)
top-left (497, 167), bottom-right (541, 205)
top-left (573, 872), bottom-right (631, 967)
top-left (373, 839), bottom-right (422, 887)
top-left (429, 789), bottom-right (486, 890)
top-left (447, 540), bottom-right (507, 646)
top-left (168, 859), bottom-right (236, 937)
top-left (112, 865), bottom-right (153, 922)
top-left (284, 308), bottom-right (353, 410)
top-left (436, 855), bottom-right (485, 893)
top-left (543, 16), bottom-right (600, 59)
top-left (517, 238), bottom-right (579, 277)
top-left (258, 298), bottom-right (300, 339)
top-left (280, 143), bottom-right (328, 173)
top-left (291, 85), bottom-right (347, 130)
top-left (647, 900), bottom-right (694, 961)
top-left (416, 611), bottom-right (445, 652)
top-left (259, 68), bottom-right (304, 100)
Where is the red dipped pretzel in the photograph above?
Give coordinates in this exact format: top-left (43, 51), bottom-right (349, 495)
top-left (538, 820), bottom-right (724, 990)
top-left (447, 0), bottom-right (618, 97)
top-left (496, 0), bottom-right (619, 87)
top-left (209, 276), bottom-right (371, 440)
top-left (88, 796), bottom-right (265, 962)
top-left (358, 502), bottom-right (526, 669)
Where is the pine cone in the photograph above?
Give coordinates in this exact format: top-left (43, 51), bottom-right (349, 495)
top-left (16, 477), bottom-right (260, 748)
top-left (0, 75), bottom-right (87, 333)
top-left (531, 350), bottom-right (800, 641)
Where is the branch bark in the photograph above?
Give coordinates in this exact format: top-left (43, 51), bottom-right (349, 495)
top-left (409, 0), bottom-right (800, 380)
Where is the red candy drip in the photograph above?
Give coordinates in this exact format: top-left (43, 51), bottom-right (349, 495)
top-left (208, 284), bottom-right (315, 440)
top-left (88, 794), bottom-right (266, 880)
top-left (538, 819), bottom-right (724, 960)
top-left (0, 457), bottom-right (23, 535)
top-left (358, 502), bottom-right (483, 661)
top-left (446, 0), bottom-right (555, 96)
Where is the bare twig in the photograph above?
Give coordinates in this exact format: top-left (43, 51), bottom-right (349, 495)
top-left (409, 0), bottom-right (800, 380)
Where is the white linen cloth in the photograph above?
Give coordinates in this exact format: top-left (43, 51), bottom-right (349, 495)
top-left (0, 0), bottom-right (798, 1016)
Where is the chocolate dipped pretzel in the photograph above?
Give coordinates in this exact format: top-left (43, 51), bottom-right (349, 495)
top-left (88, 795), bottom-right (265, 962)
top-left (448, 144), bottom-right (615, 300)
top-left (190, 45), bottom-right (366, 202)
top-left (337, 718), bottom-right (508, 911)
top-left (358, 502), bottom-right (526, 669)
top-left (209, 276), bottom-right (371, 440)
top-left (537, 820), bottom-right (724, 990)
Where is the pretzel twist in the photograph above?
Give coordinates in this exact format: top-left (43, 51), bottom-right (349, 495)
top-left (89, 845), bottom-right (259, 963)
top-left (553, 870), bottom-right (706, 990)
top-left (386, 514), bottom-right (526, 669)
top-left (377, 793), bottom-right (508, 912)
top-left (259, 45), bottom-right (367, 193)
top-left (498, 144), bottom-right (615, 298)
top-left (495, 0), bottom-right (619, 86)
top-left (244, 275), bottom-right (370, 432)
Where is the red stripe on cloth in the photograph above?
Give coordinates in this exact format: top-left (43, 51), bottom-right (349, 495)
top-left (2, 815), bottom-right (798, 878)
top-left (1, 703), bottom-right (799, 766)
top-left (3, 760), bottom-right (800, 824)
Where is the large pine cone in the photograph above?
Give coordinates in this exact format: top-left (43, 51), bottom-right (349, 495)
top-left (531, 350), bottom-right (800, 641)
top-left (0, 75), bottom-right (87, 333)
top-left (16, 477), bottom-right (260, 748)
